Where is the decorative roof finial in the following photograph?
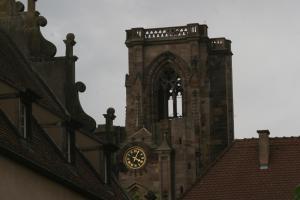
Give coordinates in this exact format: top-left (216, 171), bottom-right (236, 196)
top-left (104, 107), bottom-right (116, 122)
top-left (64, 33), bottom-right (76, 59)
top-left (16, 1), bottom-right (25, 12)
top-left (27, 0), bottom-right (37, 12)
top-left (104, 108), bottom-right (116, 142)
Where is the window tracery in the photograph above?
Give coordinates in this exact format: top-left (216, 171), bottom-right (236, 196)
top-left (156, 67), bottom-right (183, 120)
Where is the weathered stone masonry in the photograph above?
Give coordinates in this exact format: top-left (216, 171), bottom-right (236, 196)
top-left (119, 23), bottom-right (234, 200)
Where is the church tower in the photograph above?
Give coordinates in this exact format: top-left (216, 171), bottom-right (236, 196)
top-left (118, 23), bottom-right (234, 200)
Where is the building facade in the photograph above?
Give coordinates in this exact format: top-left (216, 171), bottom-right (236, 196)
top-left (0, 1), bottom-right (129, 199)
top-left (117, 24), bottom-right (234, 199)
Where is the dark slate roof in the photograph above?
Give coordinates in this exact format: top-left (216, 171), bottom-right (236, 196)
top-left (0, 109), bottom-right (115, 200)
top-left (0, 27), bottom-right (68, 118)
top-left (182, 137), bottom-right (300, 200)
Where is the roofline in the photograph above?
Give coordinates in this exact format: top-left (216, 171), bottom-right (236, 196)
top-left (180, 136), bottom-right (300, 199)
top-left (180, 141), bottom-right (236, 199)
top-left (0, 27), bottom-right (69, 119)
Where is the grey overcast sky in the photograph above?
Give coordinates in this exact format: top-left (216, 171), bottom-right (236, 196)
top-left (20, 0), bottom-right (300, 138)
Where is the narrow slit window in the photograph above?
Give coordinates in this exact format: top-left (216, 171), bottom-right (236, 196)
top-left (66, 130), bottom-right (75, 164)
top-left (177, 92), bottom-right (182, 117)
top-left (19, 101), bottom-right (27, 138)
top-left (135, 98), bottom-right (140, 127)
top-left (67, 132), bottom-right (71, 163)
top-left (168, 95), bottom-right (173, 118)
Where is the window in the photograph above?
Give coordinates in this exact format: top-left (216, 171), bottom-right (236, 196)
top-left (157, 67), bottom-right (183, 120)
top-left (65, 128), bottom-right (75, 163)
top-left (178, 137), bottom-right (182, 145)
top-left (168, 96), bottom-right (173, 117)
top-left (180, 186), bottom-right (184, 194)
top-left (19, 100), bottom-right (27, 138)
top-left (135, 96), bottom-right (141, 127)
top-left (176, 91), bottom-right (182, 116)
top-left (187, 162), bottom-right (191, 169)
top-left (67, 132), bottom-right (72, 163)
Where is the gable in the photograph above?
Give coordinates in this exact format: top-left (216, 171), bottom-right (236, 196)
top-left (128, 128), bottom-right (152, 144)
top-left (0, 27), bottom-right (67, 119)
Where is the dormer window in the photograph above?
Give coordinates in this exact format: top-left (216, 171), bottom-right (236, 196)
top-left (19, 100), bottom-right (29, 139)
top-left (65, 128), bottom-right (75, 163)
top-left (67, 132), bottom-right (72, 163)
top-left (19, 102), bottom-right (26, 137)
top-left (18, 90), bottom-right (36, 139)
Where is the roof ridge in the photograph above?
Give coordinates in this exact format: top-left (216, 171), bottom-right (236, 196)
top-left (270, 136), bottom-right (300, 139)
top-left (235, 138), bottom-right (257, 142)
top-left (235, 136), bottom-right (300, 140)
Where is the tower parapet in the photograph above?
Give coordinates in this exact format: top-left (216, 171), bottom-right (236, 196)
top-left (210, 38), bottom-right (231, 53)
top-left (126, 23), bottom-right (208, 46)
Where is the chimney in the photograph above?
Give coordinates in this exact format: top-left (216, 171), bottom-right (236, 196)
top-left (257, 130), bottom-right (270, 169)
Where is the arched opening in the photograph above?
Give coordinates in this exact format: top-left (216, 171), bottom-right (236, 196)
top-left (156, 67), bottom-right (183, 120)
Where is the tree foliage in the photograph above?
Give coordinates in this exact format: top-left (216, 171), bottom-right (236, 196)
top-left (294, 185), bottom-right (300, 200)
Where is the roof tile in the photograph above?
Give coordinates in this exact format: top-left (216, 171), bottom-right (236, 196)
top-left (182, 138), bottom-right (300, 200)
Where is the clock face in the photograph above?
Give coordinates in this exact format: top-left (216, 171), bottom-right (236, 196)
top-left (123, 146), bottom-right (147, 170)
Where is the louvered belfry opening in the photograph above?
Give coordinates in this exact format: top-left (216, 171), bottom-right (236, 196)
top-left (156, 66), bottom-right (183, 121)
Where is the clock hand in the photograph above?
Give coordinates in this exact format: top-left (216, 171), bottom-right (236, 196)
top-left (132, 156), bottom-right (143, 164)
top-left (136, 156), bottom-right (144, 162)
top-left (132, 156), bottom-right (137, 162)
top-left (135, 150), bottom-right (139, 158)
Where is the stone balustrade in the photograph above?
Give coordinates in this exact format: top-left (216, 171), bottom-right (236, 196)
top-left (126, 23), bottom-right (207, 43)
top-left (126, 24), bottom-right (231, 52)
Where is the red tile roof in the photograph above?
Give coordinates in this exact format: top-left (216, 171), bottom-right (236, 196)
top-left (182, 137), bottom-right (300, 200)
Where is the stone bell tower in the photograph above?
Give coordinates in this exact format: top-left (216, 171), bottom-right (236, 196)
top-left (120, 23), bottom-right (234, 199)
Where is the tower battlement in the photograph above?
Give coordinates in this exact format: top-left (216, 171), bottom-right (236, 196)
top-left (126, 23), bottom-right (231, 53)
top-left (126, 23), bottom-right (207, 43)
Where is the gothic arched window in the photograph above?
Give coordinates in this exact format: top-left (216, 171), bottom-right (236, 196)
top-left (156, 67), bottom-right (183, 120)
